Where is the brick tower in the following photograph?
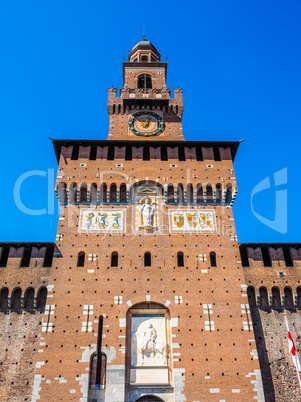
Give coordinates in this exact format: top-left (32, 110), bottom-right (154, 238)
top-left (1, 38), bottom-right (275, 401)
top-left (31, 38), bottom-right (264, 401)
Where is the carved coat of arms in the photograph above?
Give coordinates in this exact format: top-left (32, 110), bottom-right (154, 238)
top-left (173, 213), bottom-right (184, 228)
top-left (199, 213), bottom-right (213, 229)
top-left (186, 213), bottom-right (198, 229)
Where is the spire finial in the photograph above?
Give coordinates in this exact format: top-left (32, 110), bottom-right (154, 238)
top-left (142, 27), bottom-right (147, 41)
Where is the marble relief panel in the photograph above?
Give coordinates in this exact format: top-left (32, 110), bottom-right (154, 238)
top-left (169, 209), bottom-right (216, 233)
top-left (78, 209), bottom-right (126, 233)
top-left (131, 316), bottom-right (167, 367)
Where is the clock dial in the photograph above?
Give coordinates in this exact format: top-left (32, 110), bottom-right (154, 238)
top-left (128, 111), bottom-right (165, 136)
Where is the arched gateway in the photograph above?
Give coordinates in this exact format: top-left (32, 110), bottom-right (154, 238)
top-left (135, 396), bottom-right (165, 402)
top-left (125, 302), bottom-right (172, 401)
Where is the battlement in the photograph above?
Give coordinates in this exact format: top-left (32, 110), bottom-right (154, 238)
top-left (0, 242), bottom-right (61, 268)
top-left (239, 243), bottom-right (301, 267)
top-left (53, 139), bottom-right (239, 163)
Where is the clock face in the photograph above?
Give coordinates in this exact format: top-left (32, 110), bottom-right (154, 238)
top-left (128, 111), bottom-right (165, 137)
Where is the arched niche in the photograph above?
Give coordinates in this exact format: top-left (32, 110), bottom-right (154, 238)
top-left (90, 183), bottom-right (97, 204)
top-left (272, 287), bottom-right (282, 311)
top-left (125, 302), bottom-right (171, 387)
top-left (131, 182), bottom-right (163, 234)
top-left (284, 287), bottom-right (294, 310)
top-left (11, 288), bottom-right (22, 313)
top-left (259, 287), bottom-right (269, 311)
top-left (247, 286), bottom-right (256, 310)
top-left (0, 287), bottom-right (9, 313)
top-left (24, 287), bottom-right (35, 313)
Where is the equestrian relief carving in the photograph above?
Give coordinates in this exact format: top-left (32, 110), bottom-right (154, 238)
top-left (132, 319), bottom-right (168, 367)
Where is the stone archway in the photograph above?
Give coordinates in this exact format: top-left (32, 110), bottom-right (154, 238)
top-left (125, 302), bottom-right (171, 390)
top-left (135, 396), bottom-right (164, 402)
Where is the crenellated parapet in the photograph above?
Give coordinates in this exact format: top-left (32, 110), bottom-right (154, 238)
top-left (240, 242), bottom-right (301, 310)
top-left (53, 139), bottom-right (239, 163)
top-left (0, 242), bottom-right (61, 268)
top-left (239, 243), bottom-right (301, 268)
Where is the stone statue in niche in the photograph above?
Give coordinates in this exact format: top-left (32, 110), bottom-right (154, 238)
top-left (136, 323), bottom-right (167, 366)
top-left (140, 197), bottom-right (154, 229)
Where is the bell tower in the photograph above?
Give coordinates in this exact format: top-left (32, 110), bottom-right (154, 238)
top-left (107, 38), bottom-right (184, 141)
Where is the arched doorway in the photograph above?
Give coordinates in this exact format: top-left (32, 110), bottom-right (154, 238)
top-left (135, 396), bottom-right (165, 402)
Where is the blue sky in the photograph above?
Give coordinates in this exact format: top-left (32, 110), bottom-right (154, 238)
top-left (0, 0), bottom-right (300, 243)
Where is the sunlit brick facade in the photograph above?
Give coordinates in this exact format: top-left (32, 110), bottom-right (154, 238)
top-left (1, 39), bottom-right (301, 402)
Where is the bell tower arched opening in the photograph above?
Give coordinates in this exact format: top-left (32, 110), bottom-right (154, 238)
top-left (138, 74), bottom-right (152, 89)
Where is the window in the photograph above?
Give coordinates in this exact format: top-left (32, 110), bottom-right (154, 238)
top-left (89, 315), bottom-right (106, 391)
top-left (210, 252), bottom-right (217, 267)
top-left (89, 352), bottom-right (107, 390)
top-left (111, 252), bottom-right (118, 267)
top-left (177, 252), bottom-right (184, 267)
top-left (78, 252), bottom-right (85, 267)
top-left (144, 252), bottom-right (151, 267)
top-left (138, 74), bottom-right (152, 89)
